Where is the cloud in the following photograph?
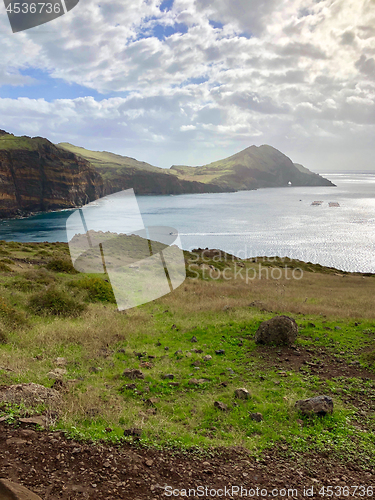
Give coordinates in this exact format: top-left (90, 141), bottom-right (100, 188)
top-left (0, 0), bottom-right (375, 170)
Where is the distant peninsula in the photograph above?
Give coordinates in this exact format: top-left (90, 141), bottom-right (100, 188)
top-left (0, 129), bottom-right (335, 218)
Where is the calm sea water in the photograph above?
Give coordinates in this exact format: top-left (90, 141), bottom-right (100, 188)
top-left (1, 172), bottom-right (375, 273)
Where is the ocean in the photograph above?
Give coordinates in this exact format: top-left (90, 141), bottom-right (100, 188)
top-left (1, 172), bottom-right (374, 273)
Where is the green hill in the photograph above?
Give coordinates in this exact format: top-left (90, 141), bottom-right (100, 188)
top-left (171, 145), bottom-right (335, 189)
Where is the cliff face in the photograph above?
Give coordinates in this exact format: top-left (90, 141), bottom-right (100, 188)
top-left (0, 131), bottom-right (104, 218)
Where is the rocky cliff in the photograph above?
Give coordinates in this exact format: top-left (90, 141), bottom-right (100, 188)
top-left (0, 130), bottom-right (335, 219)
top-left (0, 131), bottom-right (104, 218)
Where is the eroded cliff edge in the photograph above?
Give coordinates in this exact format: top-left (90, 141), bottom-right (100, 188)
top-left (0, 131), bottom-right (104, 218)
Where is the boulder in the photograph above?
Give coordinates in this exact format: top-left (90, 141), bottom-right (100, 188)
top-left (255, 316), bottom-right (298, 346)
top-left (203, 355), bottom-right (212, 361)
top-left (0, 479), bottom-right (42, 500)
top-left (0, 383), bottom-right (60, 407)
top-left (295, 395), bottom-right (333, 416)
top-left (234, 388), bottom-right (250, 400)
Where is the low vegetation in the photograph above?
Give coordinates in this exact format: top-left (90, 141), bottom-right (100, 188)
top-left (0, 240), bottom-right (374, 471)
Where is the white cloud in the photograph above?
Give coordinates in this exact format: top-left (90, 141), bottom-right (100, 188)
top-left (0, 0), bottom-right (375, 169)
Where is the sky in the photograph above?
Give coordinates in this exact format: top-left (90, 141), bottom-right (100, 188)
top-left (0, 0), bottom-right (375, 172)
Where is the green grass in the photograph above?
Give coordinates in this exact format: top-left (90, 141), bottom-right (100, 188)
top-left (0, 240), bottom-right (374, 467)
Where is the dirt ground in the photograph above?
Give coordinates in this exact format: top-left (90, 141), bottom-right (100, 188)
top-left (1, 420), bottom-right (374, 500)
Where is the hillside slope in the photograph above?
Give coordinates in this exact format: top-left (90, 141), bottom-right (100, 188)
top-left (58, 143), bottom-right (227, 197)
top-left (171, 145), bottom-right (335, 190)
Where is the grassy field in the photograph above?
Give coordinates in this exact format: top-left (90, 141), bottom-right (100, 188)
top-left (0, 241), bottom-right (374, 468)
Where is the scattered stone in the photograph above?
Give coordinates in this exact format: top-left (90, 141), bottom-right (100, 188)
top-left (140, 362), bottom-right (153, 369)
top-left (295, 395), bottom-right (333, 416)
top-left (0, 383), bottom-right (60, 407)
top-left (335, 326), bottom-right (342, 330)
top-left (145, 398), bottom-right (159, 407)
top-left (19, 416), bottom-right (47, 428)
top-left (188, 378), bottom-right (199, 385)
top-left (255, 316), bottom-right (298, 346)
top-left (123, 428), bottom-right (142, 438)
top-left (191, 349), bottom-right (203, 354)
top-left (89, 367), bottom-right (100, 373)
top-left (117, 348), bottom-right (126, 353)
top-left (174, 350), bottom-right (183, 355)
top-left (215, 350), bottom-right (225, 355)
top-left (214, 401), bottom-right (228, 411)
top-left (19, 429), bottom-right (36, 438)
top-left (220, 381), bottom-right (228, 387)
top-left (148, 355), bottom-right (156, 360)
top-left (122, 369), bottom-right (144, 380)
top-left (124, 383), bottom-right (136, 390)
top-left (227, 368), bottom-right (235, 374)
top-left (161, 374), bottom-right (174, 380)
top-left (188, 378), bottom-right (209, 385)
top-left (164, 347), bottom-right (169, 351)
top-left (249, 412), bottom-right (263, 422)
top-left (47, 368), bottom-right (67, 379)
top-left (234, 388), bottom-right (250, 400)
top-left (171, 324), bottom-right (177, 330)
top-left (6, 437), bottom-right (28, 445)
top-left (146, 408), bottom-right (157, 415)
top-left (0, 479), bottom-right (42, 500)
top-left (169, 382), bottom-right (179, 387)
top-left (223, 305), bottom-right (231, 311)
top-left (308, 322), bottom-right (316, 328)
top-left (134, 352), bottom-right (146, 359)
top-left (190, 336), bottom-right (198, 343)
top-left (54, 357), bottom-right (67, 366)
top-left (185, 352), bottom-right (192, 358)
top-left (192, 361), bottom-right (201, 367)
top-left (145, 459), bottom-right (154, 467)
top-left (156, 341), bottom-right (162, 346)
top-left (203, 355), bottom-right (212, 361)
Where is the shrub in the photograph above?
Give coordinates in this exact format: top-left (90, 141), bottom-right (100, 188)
top-left (23, 268), bottom-right (55, 286)
top-left (0, 296), bottom-right (28, 329)
top-left (46, 258), bottom-right (78, 274)
top-left (28, 287), bottom-right (86, 317)
top-left (36, 250), bottom-right (51, 257)
top-left (0, 258), bottom-right (14, 265)
top-left (68, 277), bottom-right (116, 303)
top-left (0, 262), bottom-right (12, 272)
top-left (0, 325), bottom-right (7, 344)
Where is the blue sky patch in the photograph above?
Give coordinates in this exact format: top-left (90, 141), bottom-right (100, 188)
top-left (0, 68), bottom-right (129, 101)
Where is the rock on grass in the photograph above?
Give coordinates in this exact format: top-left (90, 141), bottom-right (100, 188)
top-left (295, 395), bottom-right (333, 416)
top-left (255, 315), bottom-right (298, 346)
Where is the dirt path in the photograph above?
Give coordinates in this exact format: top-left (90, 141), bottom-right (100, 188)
top-left (1, 422), bottom-right (374, 500)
